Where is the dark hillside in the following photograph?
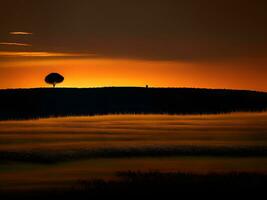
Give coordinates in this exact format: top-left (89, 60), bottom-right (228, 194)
top-left (0, 87), bottom-right (267, 120)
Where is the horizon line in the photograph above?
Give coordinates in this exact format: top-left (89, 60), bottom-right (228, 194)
top-left (0, 86), bottom-right (264, 93)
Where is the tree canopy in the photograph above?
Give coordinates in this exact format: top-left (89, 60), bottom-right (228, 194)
top-left (45, 73), bottom-right (64, 87)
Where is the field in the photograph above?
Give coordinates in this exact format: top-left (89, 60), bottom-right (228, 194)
top-left (0, 113), bottom-right (267, 198)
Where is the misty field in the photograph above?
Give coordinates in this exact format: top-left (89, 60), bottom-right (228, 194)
top-left (0, 112), bottom-right (267, 195)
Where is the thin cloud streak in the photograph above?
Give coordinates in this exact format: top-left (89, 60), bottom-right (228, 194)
top-left (0, 42), bottom-right (32, 47)
top-left (9, 32), bottom-right (33, 35)
top-left (0, 51), bottom-right (96, 57)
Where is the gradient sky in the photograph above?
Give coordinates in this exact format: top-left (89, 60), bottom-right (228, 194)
top-left (0, 0), bottom-right (267, 91)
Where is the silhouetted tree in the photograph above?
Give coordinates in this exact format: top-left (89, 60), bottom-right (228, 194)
top-left (45, 73), bottom-right (64, 88)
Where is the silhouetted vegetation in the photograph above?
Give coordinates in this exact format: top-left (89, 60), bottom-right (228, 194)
top-left (1, 146), bottom-right (267, 164)
top-left (1, 171), bottom-right (266, 199)
top-left (45, 73), bottom-right (64, 88)
top-left (0, 87), bottom-right (267, 120)
top-left (76, 171), bottom-right (267, 198)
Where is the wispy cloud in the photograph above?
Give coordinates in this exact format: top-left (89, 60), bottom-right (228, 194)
top-left (0, 42), bottom-right (32, 47)
top-left (0, 51), bottom-right (95, 57)
top-left (9, 32), bottom-right (33, 35)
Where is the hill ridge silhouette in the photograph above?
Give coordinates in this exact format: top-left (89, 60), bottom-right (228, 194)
top-left (0, 87), bottom-right (267, 120)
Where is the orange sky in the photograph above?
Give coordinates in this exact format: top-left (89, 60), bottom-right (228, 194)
top-left (0, 57), bottom-right (266, 91)
top-left (0, 1), bottom-right (267, 91)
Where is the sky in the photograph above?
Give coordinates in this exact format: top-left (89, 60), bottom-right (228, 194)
top-left (0, 0), bottom-right (267, 91)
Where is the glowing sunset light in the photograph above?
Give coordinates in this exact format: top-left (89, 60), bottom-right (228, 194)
top-left (0, 1), bottom-right (266, 91)
top-left (0, 51), bottom-right (95, 57)
top-left (0, 42), bottom-right (32, 47)
top-left (0, 58), bottom-right (266, 92)
top-left (9, 32), bottom-right (33, 35)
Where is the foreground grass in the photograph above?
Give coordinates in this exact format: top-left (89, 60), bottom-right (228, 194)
top-left (1, 171), bottom-right (267, 199)
top-left (75, 171), bottom-right (267, 198)
top-left (1, 146), bottom-right (267, 164)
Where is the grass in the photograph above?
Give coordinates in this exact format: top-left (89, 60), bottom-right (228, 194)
top-left (1, 146), bottom-right (267, 164)
top-left (1, 171), bottom-right (267, 199)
